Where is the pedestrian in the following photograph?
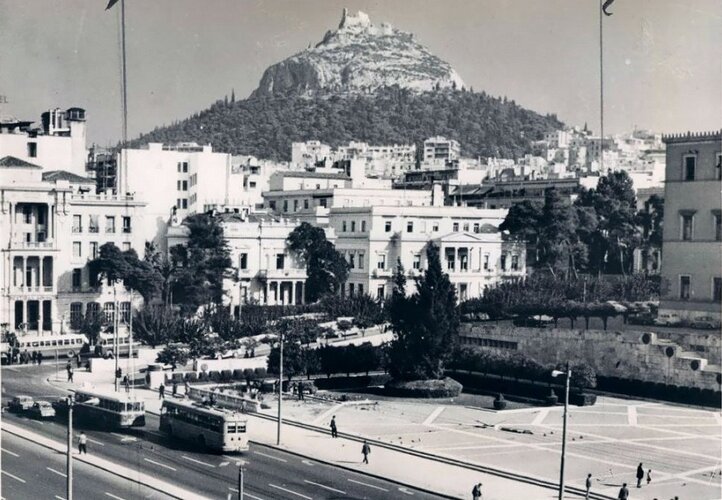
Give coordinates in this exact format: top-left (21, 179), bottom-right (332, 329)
top-left (23, 349), bottom-right (29, 364)
top-left (172, 381), bottom-right (178, 397)
top-left (75, 353), bottom-right (81, 368)
top-left (361, 440), bottom-right (371, 464)
top-left (585, 473), bottom-right (592, 499)
top-left (37, 351), bottom-right (43, 365)
top-left (617, 482), bottom-right (629, 500)
top-left (184, 379), bottom-right (190, 395)
top-left (78, 432), bottom-right (87, 454)
top-left (68, 366), bottom-right (74, 383)
top-left (472, 482), bottom-right (483, 500)
top-left (123, 375), bottom-right (130, 393)
top-left (647, 468), bottom-right (652, 486)
top-left (159, 382), bottom-right (165, 399)
top-left (31, 351), bottom-right (37, 365)
top-left (636, 462), bottom-right (644, 488)
top-left (330, 415), bottom-right (338, 438)
top-left (66, 360), bottom-right (72, 375)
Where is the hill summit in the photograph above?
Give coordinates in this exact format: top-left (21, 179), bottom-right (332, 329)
top-left (251, 9), bottom-right (465, 98)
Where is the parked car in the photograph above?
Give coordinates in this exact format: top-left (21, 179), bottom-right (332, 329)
top-left (605, 301), bottom-right (628, 313)
top-left (28, 401), bottom-right (56, 419)
top-left (51, 397), bottom-right (71, 417)
top-left (8, 395), bottom-right (34, 413)
top-left (513, 315), bottom-right (554, 328)
top-left (690, 316), bottom-right (721, 330)
top-left (628, 312), bottom-right (655, 326)
top-left (653, 313), bottom-right (682, 326)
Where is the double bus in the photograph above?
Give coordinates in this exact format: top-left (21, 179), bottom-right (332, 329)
top-left (159, 399), bottom-right (249, 453)
top-left (74, 388), bottom-right (145, 429)
top-left (1, 334), bottom-right (87, 363)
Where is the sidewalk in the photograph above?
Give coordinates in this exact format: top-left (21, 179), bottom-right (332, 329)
top-left (47, 371), bottom-right (607, 499)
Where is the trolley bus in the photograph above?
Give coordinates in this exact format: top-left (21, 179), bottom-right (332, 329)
top-left (97, 332), bottom-right (139, 357)
top-left (1, 333), bottom-right (87, 363)
top-left (159, 398), bottom-right (249, 453)
top-left (74, 388), bottom-right (145, 429)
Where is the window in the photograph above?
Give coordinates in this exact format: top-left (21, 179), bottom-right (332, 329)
top-left (89, 215), bottom-right (99, 233)
top-left (453, 222), bottom-right (459, 232)
top-left (460, 252), bottom-right (468, 271)
top-left (239, 253), bottom-right (248, 270)
top-left (351, 221), bottom-right (356, 232)
top-left (463, 223), bottom-right (470, 232)
top-left (714, 212), bottom-right (722, 241)
top-left (87, 302), bottom-right (100, 318)
top-left (73, 215), bottom-right (82, 233)
top-left (716, 154), bottom-right (722, 180)
top-left (179, 162), bottom-right (189, 173)
top-left (413, 253), bottom-right (421, 270)
top-left (377, 254), bottom-right (386, 270)
top-left (319, 198), bottom-right (327, 208)
top-left (90, 242), bottom-right (98, 259)
top-left (361, 221), bottom-right (366, 232)
top-left (27, 142), bottom-right (38, 157)
top-left (358, 252), bottom-right (364, 270)
top-left (445, 248), bottom-right (455, 271)
top-left (73, 242), bottom-right (82, 258)
top-left (72, 269), bottom-right (82, 289)
top-left (377, 285), bottom-right (385, 300)
top-left (713, 278), bottom-right (722, 302)
top-left (23, 206), bottom-right (32, 223)
top-left (349, 283), bottom-right (355, 297)
top-left (249, 181), bottom-right (257, 188)
top-left (293, 200), bottom-right (298, 212)
top-left (681, 214), bottom-right (694, 241)
top-left (70, 303), bottom-right (83, 329)
top-left (303, 199), bottom-right (309, 210)
top-left (511, 255), bottom-right (519, 271)
top-left (105, 216), bottom-right (116, 233)
top-left (38, 209), bottom-right (46, 225)
top-left (120, 302), bottom-right (131, 324)
top-left (432, 223), bottom-right (439, 232)
top-left (122, 242), bottom-right (131, 252)
top-left (103, 302), bottom-right (115, 323)
top-left (500, 254), bottom-right (507, 271)
top-left (180, 198), bottom-right (188, 209)
top-left (358, 283), bottom-right (364, 296)
top-left (683, 155), bottom-right (696, 181)
top-left (679, 276), bottom-right (691, 300)
top-left (406, 221), bottom-right (414, 233)
top-left (483, 254), bottom-right (490, 271)
top-left (473, 223), bottom-right (480, 233)
top-left (342, 221), bottom-right (347, 232)
top-left (276, 253), bottom-right (285, 270)
top-left (122, 216), bottom-right (132, 233)
top-left (385, 221), bottom-right (392, 232)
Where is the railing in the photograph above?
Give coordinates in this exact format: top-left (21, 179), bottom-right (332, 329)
top-left (11, 286), bottom-right (54, 294)
top-left (10, 241), bottom-right (55, 249)
top-left (71, 193), bottom-right (136, 202)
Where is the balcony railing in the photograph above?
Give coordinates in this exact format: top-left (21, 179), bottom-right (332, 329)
top-left (10, 240), bottom-right (55, 250)
top-left (10, 285), bottom-right (55, 294)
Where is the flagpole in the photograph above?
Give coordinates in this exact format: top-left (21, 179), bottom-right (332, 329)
top-left (120, 0), bottom-right (128, 144)
top-left (599, 0), bottom-right (604, 174)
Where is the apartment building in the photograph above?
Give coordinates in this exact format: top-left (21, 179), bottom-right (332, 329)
top-left (659, 131), bottom-right (722, 320)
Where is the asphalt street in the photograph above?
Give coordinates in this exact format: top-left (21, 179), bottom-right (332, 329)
top-left (1, 364), bottom-right (445, 500)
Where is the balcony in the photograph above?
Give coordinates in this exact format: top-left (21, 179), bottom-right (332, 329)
top-left (256, 268), bottom-right (307, 280)
top-left (372, 268), bottom-right (392, 278)
top-left (10, 240), bottom-right (56, 250)
top-left (10, 285), bottom-right (55, 295)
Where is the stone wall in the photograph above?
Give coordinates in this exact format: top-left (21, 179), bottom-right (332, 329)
top-left (458, 323), bottom-right (721, 391)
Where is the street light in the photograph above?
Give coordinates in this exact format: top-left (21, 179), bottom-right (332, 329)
top-left (66, 395), bottom-right (99, 500)
top-left (551, 364), bottom-right (571, 500)
top-left (276, 331), bottom-right (284, 445)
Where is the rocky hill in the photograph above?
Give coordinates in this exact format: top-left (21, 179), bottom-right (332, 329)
top-left (251, 9), bottom-right (464, 98)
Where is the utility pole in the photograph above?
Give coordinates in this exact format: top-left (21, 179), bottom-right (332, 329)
top-left (276, 331), bottom-right (283, 445)
top-left (66, 397), bottom-right (74, 500)
top-left (114, 284), bottom-right (119, 392)
top-left (552, 364), bottom-right (572, 500)
top-left (237, 464), bottom-right (244, 500)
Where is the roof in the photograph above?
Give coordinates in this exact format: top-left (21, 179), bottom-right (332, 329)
top-left (0, 156), bottom-right (42, 169)
top-left (280, 171), bottom-right (350, 180)
top-left (42, 170), bottom-right (95, 184)
top-left (216, 211), bottom-right (280, 224)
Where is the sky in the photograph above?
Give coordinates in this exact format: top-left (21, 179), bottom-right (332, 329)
top-left (1, 0), bottom-right (720, 146)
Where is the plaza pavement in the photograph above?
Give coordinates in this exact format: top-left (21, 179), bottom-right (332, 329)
top-left (48, 367), bottom-right (721, 499)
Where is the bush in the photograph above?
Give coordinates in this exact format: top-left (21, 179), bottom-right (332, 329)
top-left (254, 367), bottom-right (267, 379)
top-left (198, 372), bottom-right (209, 382)
top-left (221, 370), bottom-right (233, 381)
top-left (232, 369), bottom-right (244, 380)
top-left (170, 372), bottom-right (184, 382)
top-left (384, 377), bottom-right (462, 398)
top-left (493, 393), bottom-right (507, 410)
top-left (569, 393), bottom-right (597, 406)
top-left (209, 371), bottom-right (221, 382)
top-left (187, 372), bottom-right (198, 382)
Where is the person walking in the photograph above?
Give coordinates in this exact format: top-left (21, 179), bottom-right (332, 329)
top-left (617, 482), bottom-right (629, 500)
top-left (31, 351), bottom-right (37, 365)
top-left (67, 365), bottom-right (74, 383)
top-left (172, 381), bottom-right (178, 397)
top-left (158, 382), bottom-right (165, 399)
top-left (78, 432), bottom-right (87, 454)
top-left (123, 375), bottom-right (130, 393)
top-left (330, 415), bottom-right (338, 438)
top-left (361, 440), bottom-right (371, 464)
top-left (472, 482), bottom-right (483, 500)
top-left (646, 468), bottom-right (652, 486)
top-left (585, 473), bottom-right (593, 499)
top-left (636, 462), bottom-right (645, 488)
top-left (37, 351), bottom-right (43, 365)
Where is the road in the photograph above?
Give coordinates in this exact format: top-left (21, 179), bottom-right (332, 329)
top-left (1, 364), bottom-right (445, 500)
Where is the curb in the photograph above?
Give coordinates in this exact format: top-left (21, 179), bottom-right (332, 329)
top-left (1, 422), bottom-right (210, 500)
top-left (250, 412), bottom-right (616, 500)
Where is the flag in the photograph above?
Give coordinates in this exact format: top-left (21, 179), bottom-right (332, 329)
top-left (106, 0), bottom-right (119, 10)
top-left (602, 0), bottom-right (615, 16)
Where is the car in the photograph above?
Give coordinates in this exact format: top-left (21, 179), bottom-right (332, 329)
top-left (653, 313), bottom-right (682, 327)
top-left (690, 316), bottom-right (721, 330)
top-left (8, 395), bottom-right (34, 413)
top-left (513, 315), bottom-right (553, 328)
top-left (628, 312), bottom-right (655, 326)
top-left (52, 397), bottom-right (71, 417)
top-left (28, 401), bottom-right (56, 419)
top-left (605, 301), bottom-right (628, 313)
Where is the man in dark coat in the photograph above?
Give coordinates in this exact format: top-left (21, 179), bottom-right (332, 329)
top-left (636, 462), bottom-right (644, 487)
top-left (361, 440), bottom-right (371, 464)
top-left (617, 482), bottom-right (629, 499)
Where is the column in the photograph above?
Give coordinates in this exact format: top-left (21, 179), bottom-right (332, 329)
top-left (24, 300), bottom-right (29, 331)
top-left (22, 257), bottom-right (27, 289)
top-left (39, 257), bottom-right (44, 288)
top-left (38, 301), bottom-right (44, 334)
top-left (263, 281), bottom-right (269, 305)
top-left (454, 247), bottom-right (458, 272)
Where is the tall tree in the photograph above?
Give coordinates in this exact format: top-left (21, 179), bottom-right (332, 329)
top-left (538, 188), bottom-right (580, 276)
top-left (287, 222), bottom-right (349, 302)
top-left (636, 194), bottom-right (664, 273)
top-left (388, 244), bottom-right (459, 381)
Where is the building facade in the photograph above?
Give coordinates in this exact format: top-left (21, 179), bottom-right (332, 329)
top-left (659, 131), bottom-right (722, 320)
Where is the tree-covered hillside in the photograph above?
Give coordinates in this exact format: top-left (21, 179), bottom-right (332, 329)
top-left (129, 87), bottom-right (563, 161)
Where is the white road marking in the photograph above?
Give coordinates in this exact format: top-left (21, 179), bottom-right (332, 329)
top-left (219, 461), bottom-right (229, 467)
top-left (110, 432), bottom-right (136, 442)
top-left (1, 447), bottom-right (19, 457)
top-left (627, 405), bottom-right (638, 426)
top-left (348, 478), bottom-right (388, 491)
top-left (104, 493), bottom-right (126, 500)
top-left (47, 467), bottom-right (67, 478)
top-left (253, 450), bottom-right (287, 462)
top-left (181, 455), bottom-right (216, 467)
top-left (531, 408), bottom-right (549, 425)
top-left (304, 479), bottom-right (346, 494)
top-left (422, 406), bottom-right (445, 426)
top-left (301, 459), bottom-right (314, 466)
top-left (268, 484), bottom-right (312, 499)
top-left (1, 470), bottom-right (26, 483)
top-left (87, 437), bottom-right (105, 446)
top-left (143, 457), bottom-right (176, 471)
top-left (54, 496), bottom-right (66, 500)
top-left (228, 488), bottom-right (264, 500)
top-left (398, 486), bottom-right (414, 495)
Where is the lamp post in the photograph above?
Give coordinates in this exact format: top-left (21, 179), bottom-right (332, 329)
top-left (276, 330), bottom-right (283, 445)
top-left (237, 462), bottom-right (245, 500)
top-left (552, 364), bottom-right (571, 500)
top-left (66, 395), bottom-right (74, 500)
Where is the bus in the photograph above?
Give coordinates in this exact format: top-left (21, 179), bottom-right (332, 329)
top-left (74, 388), bottom-right (145, 429)
top-left (159, 398), bottom-right (249, 453)
top-left (1, 333), bottom-right (87, 363)
top-left (97, 332), bottom-right (138, 358)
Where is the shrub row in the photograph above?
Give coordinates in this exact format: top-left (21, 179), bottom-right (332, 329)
top-left (597, 376), bottom-right (721, 408)
top-left (171, 367), bottom-right (269, 384)
top-left (384, 377), bottom-right (463, 398)
top-left (314, 374), bottom-right (391, 390)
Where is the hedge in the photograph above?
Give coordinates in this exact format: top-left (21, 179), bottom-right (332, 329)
top-left (384, 377), bottom-right (463, 398)
top-left (315, 374), bottom-right (391, 390)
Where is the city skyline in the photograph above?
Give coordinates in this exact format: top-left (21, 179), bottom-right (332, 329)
top-left (1, 0), bottom-right (720, 147)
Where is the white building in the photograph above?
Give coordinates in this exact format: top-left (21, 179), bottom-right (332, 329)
top-left (291, 141), bottom-right (332, 170)
top-left (328, 205), bottom-right (523, 301)
top-left (0, 107), bottom-right (88, 177)
top-left (166, 210), bottom-right (310, 311)
top-left (422, 136), bottom-right (461, 167)
top-left (117, 142), bottom-right (241, 248)
top-left (0, 156), bottom-right (144, 336)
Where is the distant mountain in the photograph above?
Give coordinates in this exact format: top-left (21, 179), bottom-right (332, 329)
top-left (130, 10), bottom-right (564, 161)
top-left (252, 9), bottom-right (464, 98)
